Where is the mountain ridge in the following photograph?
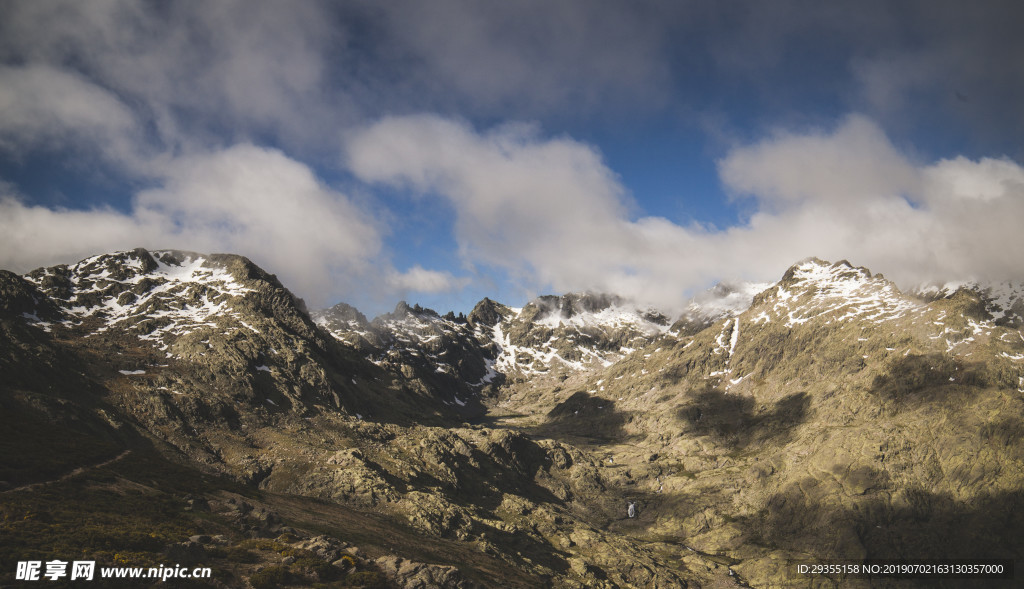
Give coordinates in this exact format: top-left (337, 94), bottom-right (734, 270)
top-left (3, 248), bottom-right (1024, 588)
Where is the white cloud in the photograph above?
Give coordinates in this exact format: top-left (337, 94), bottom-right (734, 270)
top-left (348, 114), bottom-right (1024, 312)
top-left (717, 115), bottom-right (921, 207)
top-left (923, 156), bottom-right (1024, 202)
top-left (347, 114), bottom-right (725, 309)
top-left (0, 194), bottom-right (150, 274)
top-left (2, 1), bottom-right (1021, 160)
top-left (714, 116), bottom-right (1024, 286)
top-left (387, 266), bottom-right (470, 294)
top-left (0, 65), bottom-right (143, 166)
top-left (137, 145), bottom-right (383, 303)
top-left (346, 115), bottom-right (645, 289)
top-left (0, 144), bottom-right (386, 307)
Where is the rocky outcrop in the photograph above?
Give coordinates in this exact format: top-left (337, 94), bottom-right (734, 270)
top-left (375, 556), bottom-right (478, 589)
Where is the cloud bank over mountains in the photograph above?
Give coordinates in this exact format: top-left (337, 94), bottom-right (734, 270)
top-left (0, 1), bottom-right (1021, 312)
top-left (347, 114), bottom-right (1024, 311)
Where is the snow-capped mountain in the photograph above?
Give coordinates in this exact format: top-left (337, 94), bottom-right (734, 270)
top-left (16, 250), bottom-right (1023, 408)
top-left (22, 249), bottom-right (266, 356)
top-left (314, 292), bottom-right (674, 403)
top-left (10, 248), bottom-right (484, 434)
top-left (680, 280), bottom-right (773, 323)
top-left (315, 283), bottom-right (779, 392)
top-left (913, 279), bottom-right (1024, 326)
top-left (757, 258), bottom-right (922, 327)
top-left (475, 293), bottom-right (670, 377)
top-left (741, 258), bottom-right (1024, 363)
top-left (688, 258), bottom-right (1024, 396)
top-left (314, 300), bottom-right (495, 407)
top-left (5, 249), bottom-right (1024, 588)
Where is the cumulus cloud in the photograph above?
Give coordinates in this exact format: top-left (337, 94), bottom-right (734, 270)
top-left (0, 145), bottom-right (386, 306)
top-left (718, 116), bottom-right (1024, 285)
top-left (0, 65), bottom-right (143, 166)
top-left (347, 114), bottom-right (732, 309)
top-left (718, 115), bottom-right (920, 207)
top-left (137, 145), bottom-right (383, 303)
top-left (922, 156), bottom-right (1024, 202)
top-left (0, 3), bottom-right (491, 309)
top-left (0, 193), bottom-right (151, 274)
top-left (387, 266), bottom-right (470, 295)
top-left (348, 114), bottom-right (1024, 311)
top-left (346, 115), bottom-right (646, 289)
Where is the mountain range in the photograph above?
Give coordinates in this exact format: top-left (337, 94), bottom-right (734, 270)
top-left (2, 248), bottom-right (1023, 588)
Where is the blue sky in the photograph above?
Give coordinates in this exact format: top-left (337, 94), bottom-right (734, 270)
top-left (1, 1), bottom-right (1023, 316)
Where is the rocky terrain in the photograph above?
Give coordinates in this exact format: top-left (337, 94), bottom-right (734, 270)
top-left (2, 249), bottom-right (1023, 587)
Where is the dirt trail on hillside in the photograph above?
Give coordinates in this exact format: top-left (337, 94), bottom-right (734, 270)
top-left (2, 450), bottom-right (132, 493)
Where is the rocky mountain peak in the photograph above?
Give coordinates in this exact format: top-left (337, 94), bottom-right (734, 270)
top-left (378, 300), bottom-right (442, 323)
top-left (779, 257), bottom-right (871, 286)
top-left (520, 292), bottom-right (668, 334)
top-left (312, 302), bottom-right (376, 351)
top-left (316, 301), bottom-right (370, 327)
top-left (748, 258), bottom-right (919, 329)
top-left (530, 292), bottom-right (624, 320)
top-left (467, 297), bottom-right (508, 327)
top-left (23, 249), bottom-right (261, 341)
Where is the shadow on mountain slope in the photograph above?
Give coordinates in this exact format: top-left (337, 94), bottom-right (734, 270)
top-left (676, 388), bottom-right (811, 449)
top-left (429, 432), bottom-right (567, 512)
top-left (869, 353), bottom-right (998, 413)
top-left (534, 391), bottom-right (630, 442)
top-left (746, 481), bottom-right (1024, 587)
